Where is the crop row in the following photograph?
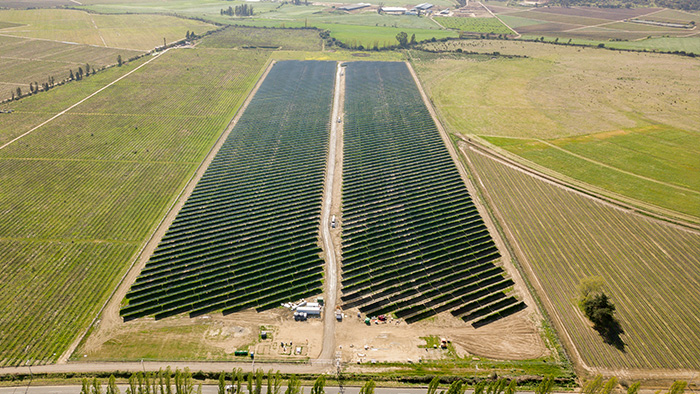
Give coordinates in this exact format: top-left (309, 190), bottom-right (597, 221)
top-left (0, 49), bottom-right (268, 366)
top-left (121, 60), bottom-right (337, 321)
top-left (464, 146), bottom-right (700, 368)
top-left (340, 61), bottom-right (523, 326)
top-left (434, 17), bottom-right (513, 35)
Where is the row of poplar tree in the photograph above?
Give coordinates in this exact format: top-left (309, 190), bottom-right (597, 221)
top-left (77, 368), bottom-right (688, 394)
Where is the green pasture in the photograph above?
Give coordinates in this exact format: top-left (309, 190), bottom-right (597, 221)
top-left (482, 126), bottom-right (700, 218)
top-left (199, 26), bottom-right (322, 51)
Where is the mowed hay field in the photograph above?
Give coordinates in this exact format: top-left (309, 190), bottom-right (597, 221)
top-left (413, 40), bottom-right (700, 221)
top-left (462, 145), bottom-right (700, 370)
top-left (0, 48), bottom-right (269, 366)
top-left (0, 9), bottom-right (216, 50)
top-left (0, 35), bottom-right (143, 101)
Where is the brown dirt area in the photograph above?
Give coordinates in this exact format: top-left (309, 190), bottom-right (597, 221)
top-left (335, 308), bottom-right (547, 364)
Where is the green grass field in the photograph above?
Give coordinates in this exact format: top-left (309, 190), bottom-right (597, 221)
top-left (317, 23), bottom-right (456, 48)
top-left (0, 36), bottom-right (143, 101)
top-left (413, 40), bottom-right (700, 221)
top-left (480, 126), bottom-right (700, 218)
top-left (463, 145), bottom-right (700, 369)
top-left (199, 26), bottom-right (322, 51)
top-left (435, 16), bottom-right (513, 35)
top-left (0, 9), bottom-right (216, 50)
top-left (0, 48), bottom-right (269, 366)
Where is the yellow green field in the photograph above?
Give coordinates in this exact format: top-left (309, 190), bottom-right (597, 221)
top-left (413, 40), bottom-right (700, 222)
top-left (0, 9), bottom-right (216, 50)
top-left (0, 35), bottom-right (143, 101)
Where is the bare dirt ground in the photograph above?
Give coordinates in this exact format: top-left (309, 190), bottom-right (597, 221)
top-left (335, 309), bottom-right (546, 364)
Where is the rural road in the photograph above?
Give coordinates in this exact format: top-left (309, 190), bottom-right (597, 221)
top-left (0, 386), bottom-right (669, 394)
top-left (0, 386), bottom-right (431, 394)
top-left (317, 62), bottom-right (344, 363)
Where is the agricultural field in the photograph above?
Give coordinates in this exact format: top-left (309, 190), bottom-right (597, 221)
top-left (340, 61), bottom-right (524, 326)
top-left (227, 19), bottom-right (456, 49)
top-left (73, 0), bottom-right (456, 49)
top-left (434, 17), bottom-right (513, 35)
top-left (315, 23), bottom-right (456, 48)
top-left (0, 35), bottom-right (143, 101)
top-left (198, 25), bottom-right (322, 51)
top-left (120, 60), bottom-right (336, 321)
top-left (412, 40), bottom-right (700, 222)
top-left (0, 47), bottom-right (269, 366)
top-left (0, 0), bottom-right (74, 7)
top-left (481, 126), bottom-right (700, 219)
top-left (493, 6), bottom-right (700, 44)
top-left (0, 9), bottom-right (216, 50)
top-left (462, 144), bottom-right (700, 370)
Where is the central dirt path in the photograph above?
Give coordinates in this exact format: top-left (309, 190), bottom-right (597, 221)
top-left (60, 59), bottom-right (277, 364)
top-left (318, 62), bottom-right (345, 363)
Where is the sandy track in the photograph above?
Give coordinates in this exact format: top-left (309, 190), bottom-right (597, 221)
top-left (62, 59), bottom-right (277, 363)
top-left (318, 62), bottom-right (344, 362)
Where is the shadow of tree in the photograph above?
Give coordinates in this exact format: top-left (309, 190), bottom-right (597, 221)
top-left (599, 318), bottom-right (625, 351)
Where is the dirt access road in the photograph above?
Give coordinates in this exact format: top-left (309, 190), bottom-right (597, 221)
top-left (317, 62), bottom-right (345, 363)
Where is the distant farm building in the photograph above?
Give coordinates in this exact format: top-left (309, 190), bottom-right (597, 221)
top-left (382, 6), bottom-right (407, 14)
top-left (338, 3), bottom-right (370, 11)
top-left (415, 3), bottom-right (433, 10)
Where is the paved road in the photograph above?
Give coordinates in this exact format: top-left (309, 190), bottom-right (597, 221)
top-left (318, 62), bottom-right (344, 362)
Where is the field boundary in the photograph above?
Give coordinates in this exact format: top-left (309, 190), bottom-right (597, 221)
top-left (60, 56), bottom-right (276, 364)
top-left (465, 136), bottom-right (700, 232)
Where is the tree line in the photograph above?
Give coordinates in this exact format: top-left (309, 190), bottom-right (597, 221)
top-left (72, 368), bottom-right (689, 394)
top-left (220, 5), bottom-right (254, 16)
top-left (9, 62), bottom-right (95, 102)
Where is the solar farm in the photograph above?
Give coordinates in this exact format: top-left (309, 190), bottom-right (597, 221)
top-left (119, 60), bottom-right (525, 329)
top-left (340, 62), bottom-right (524, 326)
top-left (121, 61), bottom-right (336, 321)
